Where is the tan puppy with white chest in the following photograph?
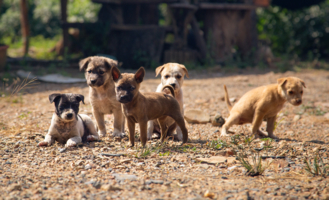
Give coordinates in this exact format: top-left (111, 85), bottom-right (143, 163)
top-left (147, 63), bottom-right (189, 141)
top-left (222, 77), bottom-right (306, 139)
top-left (111, 66), bottom-right (188, 147)
top-left (79, 56), bottom-right (125, 138)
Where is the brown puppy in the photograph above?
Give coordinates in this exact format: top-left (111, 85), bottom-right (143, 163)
top-left (79, 56), bottom-right (125, 138)
top-left (147, 63), bottom-right (189, 141)
top-left (111, 66), bottom-right (188, 147)
top-left (221, 77), bottom-right (306, 139)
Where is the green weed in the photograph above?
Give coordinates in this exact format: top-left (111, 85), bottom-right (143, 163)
top-left (304, 153), bottom-right (329, 177)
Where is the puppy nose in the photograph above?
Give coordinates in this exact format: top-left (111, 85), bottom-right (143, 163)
top-left (91, 80), bottom-right (96, 84)
top-left (296, 99), bottom-right (302, 104)
top-left (170, 83), bottom-right (176, 88)
top-left (67, 113), bottom-right (73, 118)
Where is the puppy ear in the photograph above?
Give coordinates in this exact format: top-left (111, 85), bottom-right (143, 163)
top-left (104, 58), bottom-right (118, 70)
top-left (277, 78), bottom-right (287, 87)
top-left (49, 93), bottom-right (62, 104)
top-left (111, 66), bottom-right (121, 82)
top-left (135, 67), bottom-right (145, 83)
top-left (79, 57), bottom-right (92, 71)
top-left (300, 80), bottom-right (306, 88)
top-left (179, 64), bottom-right (189, 78)
top-left (155, 65), bottom-right (165, 77)
top-left (75, 94), bottom-right (85, 104)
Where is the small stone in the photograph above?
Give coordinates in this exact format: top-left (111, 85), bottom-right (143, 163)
top-left (115, 137), bottom-right (122, 142)
top-left (101, 184), bottom-right (123, 191)
top-left (324, 113), bottom-right (329, 119)
top-left (112, 174), bottom-right (137, 182)
top-left (9, 184), bottom-right (21, 192)
top-left (120, 159), bottom-right (132, 164)
top-left (293, 115), bottom-right (301, 122)
top-left (285, 185), bottom-right (293, 190)
top-left (283, 167), bottom-right (290, 172)
top-left (204, 190), bottom-right (215, 199)
top-left (145, 180), bottom-right (164, 185)
top-left (85, 164), bottom-right (92, 170)
top-left (58, 148), bottom-right (66, 153)
top-left (265, 188), bottom-right (271, 193)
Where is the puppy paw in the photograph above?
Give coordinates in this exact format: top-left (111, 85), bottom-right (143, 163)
top-left (112, 130), bottom-right (124, 138)
top-left (174, 133), bottom-right (183, 141)
top-left (87, 135), bottom-right (97, 142)
top-left (268, 134), bottom-right (278, 140)
top-left (38, 141), bottom-right (49, 147)
top-left (98, 130), bottom-right (106, 138)
top-left (65, 140), bottom-right (77, 148)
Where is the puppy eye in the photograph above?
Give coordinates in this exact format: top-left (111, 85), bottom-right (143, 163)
top-left (176, 75), bottom-right (182, 79)
top-left (288, 91), bottom-right (294, 95)
top-left (88, 70), bottom-right (92, 73)
top-left (117, 86), bottom-right (122, 90)
top-left (99, 71), bottom-right (104, 75)
top-left (130, 86), bottom-right (135, 91)
top-left (300, 91), bottom-right (303, 94)
top-left (165, 75), bottom-right (170, 79)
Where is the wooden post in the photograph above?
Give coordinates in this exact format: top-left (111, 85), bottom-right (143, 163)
top-left (19, 0), bottom-right (29, 57)
top-left (60, 0), bottom-right (69, 56)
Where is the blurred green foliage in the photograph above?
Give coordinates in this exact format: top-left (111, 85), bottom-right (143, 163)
top-left (257, 0), bottom-right (329, 60)
top-left (0, 0), bottom-right (100, 42)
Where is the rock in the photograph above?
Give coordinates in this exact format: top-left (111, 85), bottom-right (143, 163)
top-left (9, 184), bottom-right (21, 192)
top-left (324, 113), bottom-right (329, 119)
top-left (196, 156), bottom-right (235, 165)
top-left (204, 190), bottom-right (215, 199)
top-left (120, 159), bottom-right (132, 164)
top-left (145, 180), bottom-right (164, 185)
top-left (211, 113), bottom-right (225, 127)
top-left (112, 174), bottom-right (137, 182)
top-left (101, 184), bottom-right (123, 191)
top-left (184, 109), bottom-right (210, 124)
top-left (58, 148), bottom-right (66, 153)
top-left (293, 115), bottom-right (301, 122)
top-left (85, 164), bottom-right (93, 170)
top-left (229, 98), bottom-right (236, 103)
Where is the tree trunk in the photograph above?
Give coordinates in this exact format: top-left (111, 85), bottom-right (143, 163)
top-left (19, 0), bottom-right (29, 57)
top-left (60, 0), bottom-right (69, 56)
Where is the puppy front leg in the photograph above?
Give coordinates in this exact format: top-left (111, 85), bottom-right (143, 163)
top-left (127, 117), bottom-right (135, 147)
top-left (147, 120), bottom-right (154, 141)
top-left (266, 116), bottom-right (278, 139)
top-left (221, 114), bottom-right (239, 137)
top-left (38, 134), bottom-right (54, 146)
top-left (175, 124), bottom-right (183, 141)
top-left (139, 120), bottom-right (148, 147)
top-left (93, 108), bottom-right (106, 137)
top-left (252, 111), bottom-right (267, 138)
top-left (66, 136), bottom-right (82, 147)
top-left (113, 109), bottom-right (125, 137)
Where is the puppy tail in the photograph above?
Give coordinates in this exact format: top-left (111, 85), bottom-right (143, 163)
top-left (162, 85), bottom-right (175, 98)
top-left (224, 85), bottom-right (232, 111)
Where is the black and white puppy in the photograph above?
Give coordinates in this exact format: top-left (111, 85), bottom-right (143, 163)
top-left (38, 93), bottom-right (99, 147)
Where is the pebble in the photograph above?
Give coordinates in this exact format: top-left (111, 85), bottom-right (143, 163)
top-left (58, 148), bottom-right (66, 153)
top-left (293, 115), bottom-right (301, 122)
top-left (285, 185), bottom-right (293, 190)
top-left (145, 180), bottom-right (164, 185)
top-left (113, 174), bottom-right (137, 182)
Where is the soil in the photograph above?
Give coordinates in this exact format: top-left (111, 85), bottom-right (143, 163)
top-left (0, 68), bottom-right (329, 199)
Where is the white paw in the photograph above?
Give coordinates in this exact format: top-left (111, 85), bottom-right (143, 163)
top-left (38, 141), bottom-right (49, 147)
top-left (87, 135), bottom-right (96, 142)
top-left (65, 140), bottom-right (77, 147)
top-left (220, 129), bottom-right (230, 137)
top-left (112, 129), bottom-right (124, 138)
top-left (98, 130), bottom-right (106, 137)
top-left (174, 133), bottom-right (183, 141)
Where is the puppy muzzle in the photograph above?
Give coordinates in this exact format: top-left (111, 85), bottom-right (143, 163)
top-left (292, 99), bottom-right (302, 106)
top-left (118, 95), bottom-right (132, 103)
top-left (60, 111), bottom-right (76, 121)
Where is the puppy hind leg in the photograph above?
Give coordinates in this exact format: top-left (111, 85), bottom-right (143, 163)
top-left (85, 120), bottom-right (99, 141)
top-left (171, 114), bottom-right (188, 143)
top-left (157, 117), bottom-right (169, 143)
top-left (147, 120), bottom-right (154, 141)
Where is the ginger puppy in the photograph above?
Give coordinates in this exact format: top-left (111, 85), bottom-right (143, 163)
top-left (38, 93), bottom-right (99, 147)
top-left (221, 77), bottom-right (306, 139)
top-left (79, 56), bottom-right (125, 138)
top-left (111, 66), bottom-right (188, 147)
top-left (147, 63), bottom-right (189, 141)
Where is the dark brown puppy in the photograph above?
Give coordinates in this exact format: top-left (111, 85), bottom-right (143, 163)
top-left (111, 66), bottom-right (188, 147)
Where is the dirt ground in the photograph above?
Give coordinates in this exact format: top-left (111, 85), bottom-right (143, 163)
top-left (1, 68), bottom-right (329, 200)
